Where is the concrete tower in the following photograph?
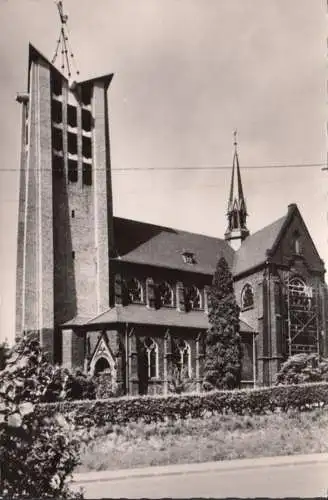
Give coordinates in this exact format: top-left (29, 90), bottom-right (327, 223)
top-left (224, 132), bottom-right (249, 250)
top-left (15, 44), bottom-right (114, 362)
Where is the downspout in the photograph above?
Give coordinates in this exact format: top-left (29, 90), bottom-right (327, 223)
top-left (268, 264), bottom-right (273, 385)
top-left (252, 332), bottom-right (256, 388)
top-left (321, 283), bottom-right (327, 357)
top-left (125, 323), bottom-right (129, 394)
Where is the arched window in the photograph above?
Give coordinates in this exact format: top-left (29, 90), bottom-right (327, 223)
top-left (185, 285), bottom-right (202, 310)
top-left (123, 278), bottom-right (144, 304)
top-left (143, 337), bottom-right (159, 379)
top-left (173, 339), bottom-right (192, 378)
top-left (241, 284), bottom-right (254, 310)
top-left (157, 281), bottom-right (174, 307)
top-left (289, 277), bottom-right (306, 294)
top-left (289, 277), bottom-right (312, 298)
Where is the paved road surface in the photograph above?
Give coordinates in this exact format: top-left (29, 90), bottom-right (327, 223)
top-left (72, 454), bottom-right (328, 498)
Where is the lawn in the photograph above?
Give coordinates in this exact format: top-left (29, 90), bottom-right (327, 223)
top-left (76, 408), bottom-right (328, 472)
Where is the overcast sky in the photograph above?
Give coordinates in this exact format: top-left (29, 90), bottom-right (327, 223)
top-left (0, 0), bottom-right (326, 344)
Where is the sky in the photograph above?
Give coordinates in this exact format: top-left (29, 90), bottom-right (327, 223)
top-left (0, 0), bottom-right (327, 344)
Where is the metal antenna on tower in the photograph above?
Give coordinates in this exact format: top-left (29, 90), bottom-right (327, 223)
top-left (52, 0), bottom-right (80, 79)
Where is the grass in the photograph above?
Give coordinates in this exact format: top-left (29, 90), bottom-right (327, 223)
top-left (76, 408), bottom-right (328, 472)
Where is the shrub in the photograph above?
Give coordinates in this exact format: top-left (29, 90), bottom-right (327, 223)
top-left (0, 341), bottom-right (9, 370)
top-left (93, 369), bottom-right (122, 399)
top-left (203, 257), bottom-right (242, 390)
top-left (0, 334), bottom-right (83, 499)
top-left (167, 366), bottom-right (197, 394)
top-left (0, 337), bottom-right (96, 402)
top-left (65, 369), bottom-right (96, 401)
top-left (275, 354), bottom-right (328, 385)
top-left (36, 382), bottom-right (328, 431)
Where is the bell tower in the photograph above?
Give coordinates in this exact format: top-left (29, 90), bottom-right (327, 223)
top-left (15, 2), bottom-right (115, 362)
top-left (224, 131), bottom-right (249, 250)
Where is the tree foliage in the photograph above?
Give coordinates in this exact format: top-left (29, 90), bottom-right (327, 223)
top-left (0, 335), bottom-right (84, 499)
top-left (0, 341), bottom-right (9, 371)
top-left (275, 353), bottom-right (328, 385)
top-left (203, 257), bottom-right (242, 390)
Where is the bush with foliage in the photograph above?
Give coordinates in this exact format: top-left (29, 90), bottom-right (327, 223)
top-left (0, 341), bottom-right (9, 371)
top-left (203, 257), bottom-right (242, 390)
top-left (93, 369), bottom-right (122, 399)
top-left (0, 337), bottom-right (95, 403)
top-left (167, 366), bottom-right (197, 394)
top-left (36, 382), bottom-right (328, 431)
top-left (65, 369), bottom-right (96, 401)
top-left (275, 353), bottom-right (328, 385)
top-left (0, 335), bottom-right (83, 499)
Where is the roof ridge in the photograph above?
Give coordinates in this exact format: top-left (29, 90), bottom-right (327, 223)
top-left (241, 213), bottom-right (287, 243)
top-left (113, 215), bottom-right (228, 242)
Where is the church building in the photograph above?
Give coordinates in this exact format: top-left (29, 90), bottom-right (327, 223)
top-left (15, 44), bottom-right (327, 395)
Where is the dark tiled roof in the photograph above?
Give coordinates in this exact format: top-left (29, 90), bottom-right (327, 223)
top-left (88, 304), bottom-right (209, 328)
top-left (63, 304), bottom-right (255, 333)
top-left (113, 217), bottom-right (234, 275)
top-left (233, 215), bottom-right (287, 276)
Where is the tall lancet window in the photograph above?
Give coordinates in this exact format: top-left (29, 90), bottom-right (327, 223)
top-left (143, 337), bottom-right (159, 379)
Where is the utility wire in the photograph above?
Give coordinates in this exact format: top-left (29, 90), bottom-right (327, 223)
top-left (0, 162), bottom-right (325, 172)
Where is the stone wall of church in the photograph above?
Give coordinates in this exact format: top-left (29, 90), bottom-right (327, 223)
top-left (234, 270), bottom-right (264, 332)
top-left (271, 207), bottom-right (325, 275)
top-left (122, 325), bottom-right (203, 396)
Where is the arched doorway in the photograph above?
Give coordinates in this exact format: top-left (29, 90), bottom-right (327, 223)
top-left (94, 356), bottom-right (111, 375)
top-left (93, 357), bottom-right (113, 398)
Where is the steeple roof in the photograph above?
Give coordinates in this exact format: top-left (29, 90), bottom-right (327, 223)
top-left (224, 132), bottom-right (249, 248)
top-left (228, 135), bottom-right (247, 214)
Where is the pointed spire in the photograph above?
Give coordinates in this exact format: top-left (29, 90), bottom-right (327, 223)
top-left (224, 131), bottom-right (249, 250)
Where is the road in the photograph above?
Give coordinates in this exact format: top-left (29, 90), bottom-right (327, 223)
top-left (71, 454), bottom-right (328, 498)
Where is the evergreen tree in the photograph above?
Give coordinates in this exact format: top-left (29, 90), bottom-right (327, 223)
top-left (203, 257), bottom-right (242, 390)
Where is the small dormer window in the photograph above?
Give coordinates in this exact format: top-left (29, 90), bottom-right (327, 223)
top-left (182, 251), bottom-right (196, 264)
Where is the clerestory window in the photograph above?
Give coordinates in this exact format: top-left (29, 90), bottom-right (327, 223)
top-left (123, 278), bottom-right (144, 304)
top-left (185, 285), bottom-right (202, 311)
top-left (157, 281), bottom-right (174, 307)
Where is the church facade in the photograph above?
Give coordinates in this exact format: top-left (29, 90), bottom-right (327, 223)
top-left (15, 45), bottom-right (328, 395)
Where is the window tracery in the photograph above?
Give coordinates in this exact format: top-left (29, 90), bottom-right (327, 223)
top-left (123, 278), bottom-right (144, 304)
top-left (172, 339), bottom-right (191, 378)
top-left (143, 337), bottom-right (159, 379)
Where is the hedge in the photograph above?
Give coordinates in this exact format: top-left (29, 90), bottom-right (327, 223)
top-left (35, 382), bottom-right (328, 429)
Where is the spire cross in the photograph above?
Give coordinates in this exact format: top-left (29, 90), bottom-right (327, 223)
top-left (56, 1), bottom-right (68, 25)
top-left (233, 129), bottom-right (238, 150)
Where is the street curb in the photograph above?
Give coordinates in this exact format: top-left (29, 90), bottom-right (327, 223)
top-left (71, 453), bottom-right (328, 484)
